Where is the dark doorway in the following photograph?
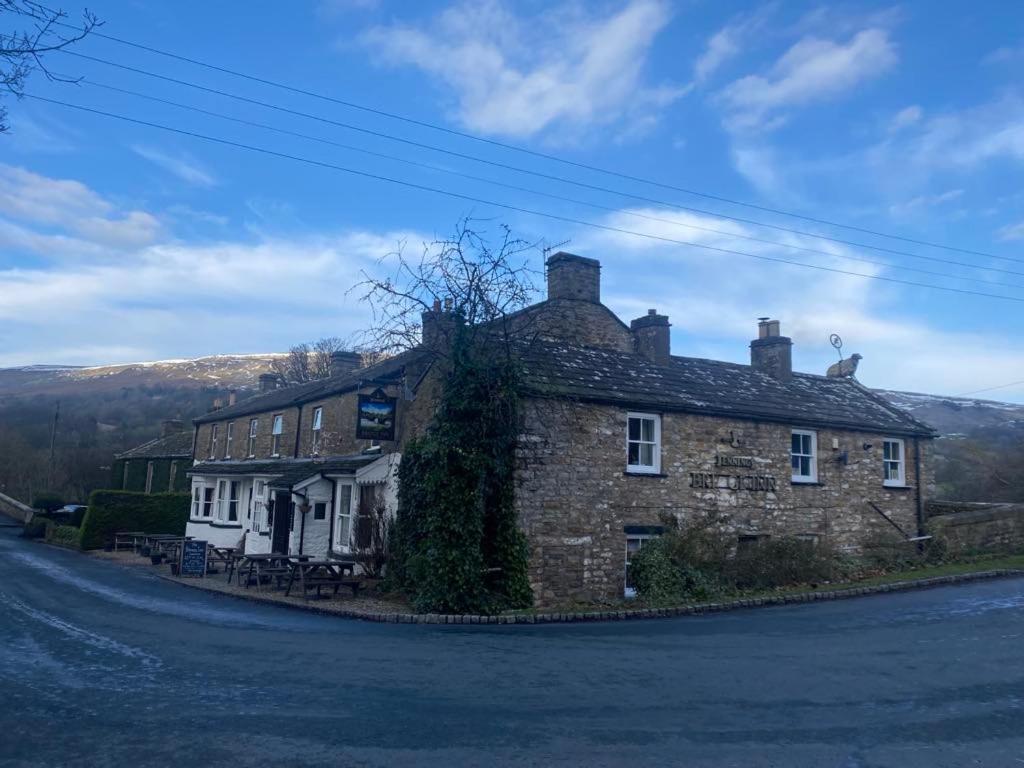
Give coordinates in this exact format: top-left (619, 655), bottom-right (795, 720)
top-left (271, 490), bottom-right (292, 554)
top-left (355, 485), bottom-right (380, 551)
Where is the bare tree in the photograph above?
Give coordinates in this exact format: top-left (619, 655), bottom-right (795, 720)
top-left (355, 218), bottom-right (542, 358)
top-left (271, 336), bottom-right (348, 384)
top-left (1, 2), bottom-right (100, 132)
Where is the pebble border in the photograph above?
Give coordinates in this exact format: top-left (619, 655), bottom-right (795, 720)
top-left (160, 568), bottom-right (1024, 626)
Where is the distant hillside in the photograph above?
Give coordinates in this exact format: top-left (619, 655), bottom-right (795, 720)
top-left (874, 390), bottom-right (1024, 437)
top-left (0, 354), bottom-right (284, 505)
top-left (0, 354), bottom-right (285, 398)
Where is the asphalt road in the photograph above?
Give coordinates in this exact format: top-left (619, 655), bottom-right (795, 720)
top-left (2, 524), bottom-right (1024, 768)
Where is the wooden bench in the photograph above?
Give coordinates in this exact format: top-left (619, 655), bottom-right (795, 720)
top-left (285, 560), bottom-right (358, 600)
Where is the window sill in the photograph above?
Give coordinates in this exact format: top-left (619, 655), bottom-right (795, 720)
top-left (188, 518), bottom-right (210, 525)
top-left (209, 522), bottom-right (243, 529)
top-left (257, 531), bottom-right (270, 537)
top-left (791, 480), bottom-right (823, 486)
top-left (624, 470), bottom-right (667, 478)
top-left (883, 484), bottom-right (913, 491)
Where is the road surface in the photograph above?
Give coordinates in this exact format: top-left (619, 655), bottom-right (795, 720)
top-left (1, 524), bottom-right (1023, 767)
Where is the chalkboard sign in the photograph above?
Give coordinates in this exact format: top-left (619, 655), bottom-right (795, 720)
top-left (179, 539), bottom-right (208, 577)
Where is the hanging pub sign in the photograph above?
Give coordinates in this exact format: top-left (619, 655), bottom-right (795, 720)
top-left (356, 388), bottom-right (397, 441)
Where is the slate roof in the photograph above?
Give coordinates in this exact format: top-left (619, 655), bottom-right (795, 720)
top-left (187, 454), bottom-right (377, 489)
top-left (518, 341), bottom-right (936, 437)
top-left (115, 430), bottom-right (194, 460)
top-left (192, 348), bottom-right (429, 425)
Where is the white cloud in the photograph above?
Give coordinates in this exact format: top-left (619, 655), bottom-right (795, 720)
top-left (360, 0), bottom-right (684, 140)
top-left (693, 7), bottom-right (773, 85)
top-left (0, 164), bottom-right (162, 251)
top-left (887, 188), bottom-right (963, 218)
top-left (132, 145), bottom-right (218, 187)
top-left (998, 220), bottom-right (1024, 241)
top-left (719, 28), bottom-right (897, 132)
top-left (889, 104), bottom-right (922, 132)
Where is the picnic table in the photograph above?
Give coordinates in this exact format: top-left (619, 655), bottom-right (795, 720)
top-left (205, 546), bottom-right (238, 574)
top-left (138, 533), bottom-right (181, 556)
top-left (285, 559), bottom-right (359, 600)
top-left (113, 531), bottom-right (146, 552)
top-left (235, 553), bottom-right (311, 591)
top-left (152, 536), bottom-right (191, 562)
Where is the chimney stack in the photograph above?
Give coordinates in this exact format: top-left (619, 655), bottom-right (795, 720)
top-left (160, 419), bottom-right (183, 437)
top-left (421, 298), bottom-right (458, 349)
top-left (750, 317), bottom-right (793, 381)
top-left (228, 389), bottom-right (237, 406)
top-left (258, 373), bottom-right (281, 392)
top-left (631, 309), bottom-right (671, 364)
top-left (546, 252), bottom-right (601, 303)
top-left (211, 397), bottom-right (223, 411)
top-left (330, 350), bottom-right (362, 376)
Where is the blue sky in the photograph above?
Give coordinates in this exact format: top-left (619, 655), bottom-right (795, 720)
top-left (1, 0), bottom-right (1023, 402)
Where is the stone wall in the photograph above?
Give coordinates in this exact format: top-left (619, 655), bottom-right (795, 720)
top-left (928, 503), bottom-right (1024, 554)
top-left (515, 398), bottom-right (931, 607)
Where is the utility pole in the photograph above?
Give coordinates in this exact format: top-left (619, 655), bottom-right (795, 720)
top-left (47, 400), bottom-right (60, 490)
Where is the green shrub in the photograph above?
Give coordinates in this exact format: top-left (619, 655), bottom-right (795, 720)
top-left (31, 492), bottom-right (64, 513)
top-left (725, 538), bottom-right (836, 590)
top-left (79, 490), bottom-right (189, 550)
top-left (46, 524), bottom-right (81, 549)
top-left (22, 518), bottom-right (49, 539)
top-left (390, 331), bottom-right (532, 615)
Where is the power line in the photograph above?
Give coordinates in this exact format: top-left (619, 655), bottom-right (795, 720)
top-left (26, 93), bottom-right (1024, 307)
top-left (77, 77), bottom-right (1024, 293)
top-left (55, 50), bottom-right (1024, 280)
top-left (955, 379), bottom-right (1024, 398)
top-left (43, 14), bottom-right (1024, 264)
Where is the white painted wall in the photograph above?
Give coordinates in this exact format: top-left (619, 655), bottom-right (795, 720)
top-left (289, 477), bottom-right (333, 558)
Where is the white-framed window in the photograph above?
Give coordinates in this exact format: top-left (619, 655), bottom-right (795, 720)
top-left (624, 533), bottom-right (658, 598)
top-left (208, 424), bottom-right (219, 459)
top-left (313, 501), bottom-right (327, 520)
top-left (202, 486), bottom-right (214, 518)
top-left (168, 461), bottom-right (178, 492)
top-left (215, 479), bottom-right (229, 521)
top-left (144, 461), bottom-right (154, 494)
top-left (271, 414), bottom-right (284, 457)
top-left (225, 422), bottom-right (234, 459)
top-left (311, 407), bottom-right (323, 456)
top-left (191, 486), bottom-right (202, 518)
top-left (791, 429), bottom-right (818, 483)
top-left (334, 483), bottom-right (353, 550)
top-left (883, 438), bottom-right (906, 487)
top-left (248, 418), bottom-right (258, 458)
top-left (251, 480), bottom-right (267, 532)
top-left (626, 412), bottom-right (661, 474)
top-left (227, 481), bottom-right (240, 522)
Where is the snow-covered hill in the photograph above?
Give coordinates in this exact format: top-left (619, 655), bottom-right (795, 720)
top-left (0, 353), bottom-right (286, 397)
top-left (874, 389), bottom-right (1024, 438)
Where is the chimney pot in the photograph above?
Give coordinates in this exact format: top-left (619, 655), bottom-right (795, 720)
top-left (546, 251), bottom-right (601, 303)
top-left (160, 419), bottom-right (183, 437)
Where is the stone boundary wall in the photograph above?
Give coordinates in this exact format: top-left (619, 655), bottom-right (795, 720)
top-left (928, 503), bottom-right (1024, 554)
top-left (163, 568), bottom-right (1023, 625)
top-left (0, 491), bottom-right (33, 524)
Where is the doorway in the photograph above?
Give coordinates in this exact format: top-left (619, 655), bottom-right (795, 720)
top-left (271, 490), bottom-right (292, 554)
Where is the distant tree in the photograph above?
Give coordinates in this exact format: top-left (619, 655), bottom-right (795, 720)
top-left (271, 336), bottom-right (348, 384)
top-left (0, 2), bottom-right (100, 132)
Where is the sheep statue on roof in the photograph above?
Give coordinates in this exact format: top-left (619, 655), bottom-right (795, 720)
top-left (827, 353), bottom-right (862, 378)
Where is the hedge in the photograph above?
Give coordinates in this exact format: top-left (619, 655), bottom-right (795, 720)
top-left (46, 524), bottom-right (82, 549)
top-left (79, 490), bottom-right (190, 550)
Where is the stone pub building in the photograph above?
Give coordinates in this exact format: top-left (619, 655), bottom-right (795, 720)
top-left (185, 252), bottom-right (935, 607)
